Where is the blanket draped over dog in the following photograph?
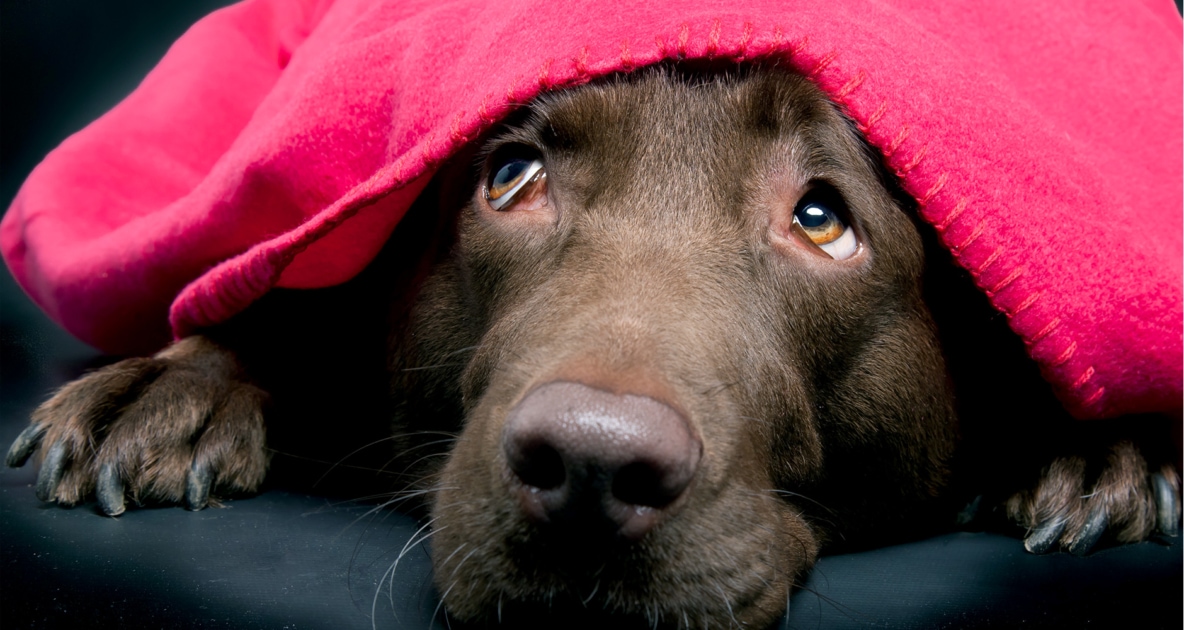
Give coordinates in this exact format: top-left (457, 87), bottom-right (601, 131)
top-left (2, 0), bottom-right (1181, 420)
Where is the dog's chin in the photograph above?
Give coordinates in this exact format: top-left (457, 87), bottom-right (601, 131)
top-left (429, 473), bottom-right (818, 629)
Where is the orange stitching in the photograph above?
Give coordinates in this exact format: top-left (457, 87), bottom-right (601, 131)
top-left (537, 59), bottom-right (553, 89)
top-left (1051, 341), bottom-right (1077, 366)
top-left (678, 23), bottom-right (690, 57)
top-left (835, 70), bottom-right (866, 101)
top-left (574, 46), bottom-right (589, 77)
top-left (935, 197), bottom-right (968, 231)
top-left (952, 221), bottom-right (984, 252)
top-left (707, 19), bottom-right (721, 56)
top-left (897, 143), bottom-right (928, 175)
top-left (920, 173), bottom-right (949, 205)
top-left (809, 50), bottom-right (838, 78)
top-left (988, 266), bottom-right (1023, 294)
top-left (477, 95), bottom-right (494, 123)
top-left (1030, 317), bottom-right (1061, 344)
top-left (1010, 291), bottom-right (1042, 317)
top-left (655, 35), bottom-right (670, 59)
top-left (1083, 387), bottom-right (1105, 407)
top-left (976, 248), bottom-right (1003, 274)
top-left (505, 78), bottom-right (519, 104)
top-left (789, 34), bottom-right (810, 58)
top-left (736, 22), bottom-right (754, 60)
top-left (884, 125), bottom-right (911, 157)
top-left (1071, 366), bottom-right (1095, 390)
top-left (620, 40), bottom-right (634, 70)
top-left (866, 101), bottom-right (889, 128)
top-left (771, 26), bottom-right (784, 53)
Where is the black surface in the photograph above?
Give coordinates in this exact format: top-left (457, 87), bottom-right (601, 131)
top-left (2, 2), bottom-right (1181, 629)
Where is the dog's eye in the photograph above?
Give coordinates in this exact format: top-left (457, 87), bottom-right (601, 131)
top-left (791, 188), bottom-right (858, 260)
top-left (486, 157), bottom-right (546, 210)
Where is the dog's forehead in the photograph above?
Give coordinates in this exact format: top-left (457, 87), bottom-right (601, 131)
top-left (499, 69), bottom-right (875, 195)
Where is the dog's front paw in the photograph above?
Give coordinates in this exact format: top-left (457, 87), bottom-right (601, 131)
top-left (6, 336), bottom-right (268, 516)
top-left (1006, 440), bottom-right (1180, 555)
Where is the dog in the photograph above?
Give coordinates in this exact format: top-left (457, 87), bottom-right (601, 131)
top-left (7, 66), bottom-right (1180, 629)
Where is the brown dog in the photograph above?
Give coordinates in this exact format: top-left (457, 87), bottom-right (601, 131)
top-left (7, 66), bottom-right (1179, 629)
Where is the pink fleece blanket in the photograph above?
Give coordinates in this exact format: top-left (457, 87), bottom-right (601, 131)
top-left (3, 0), bottom-right (1181, 420)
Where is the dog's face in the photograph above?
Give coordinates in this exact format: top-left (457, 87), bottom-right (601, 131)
top-left (398, 68), bottom-right (957, 628)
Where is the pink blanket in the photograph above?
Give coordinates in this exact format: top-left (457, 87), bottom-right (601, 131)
top-left (3, 0), bottom-right (1181, 420)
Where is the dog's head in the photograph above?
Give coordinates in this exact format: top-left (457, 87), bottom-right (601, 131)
top-left (396, 67), bottom-right (957, 628)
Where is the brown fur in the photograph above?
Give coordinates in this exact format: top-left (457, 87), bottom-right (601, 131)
top-left (9, 66), bottom-right (1179, 629)
top-left (21, 336), bottom-right (267, 513)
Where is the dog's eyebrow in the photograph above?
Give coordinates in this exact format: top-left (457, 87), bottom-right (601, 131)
top-left (538, 118), bottom-right (580, 152)
top-left (528, 85), bottom-right (633, 154)
top-left (475, 98), bottom-right (590, 158)
top-left (530, 111), bottom-right (593, 154)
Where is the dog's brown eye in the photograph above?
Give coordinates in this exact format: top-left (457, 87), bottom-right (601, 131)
top-left (486, 157), bottom-right (546, 210)
top-left (791, 188), bottom-right (858, 260)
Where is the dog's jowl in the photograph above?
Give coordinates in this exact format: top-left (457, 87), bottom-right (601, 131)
top-left (7, 68), bottom-right (1179, 629)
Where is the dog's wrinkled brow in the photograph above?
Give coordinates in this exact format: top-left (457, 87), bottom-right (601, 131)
top-left (476, 68), bottom-right (880, 217)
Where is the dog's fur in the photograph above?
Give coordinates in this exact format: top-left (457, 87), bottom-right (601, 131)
top-left (8, 67), bottom-right (1179, 629)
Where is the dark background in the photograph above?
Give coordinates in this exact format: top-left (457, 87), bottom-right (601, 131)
top-left (2, 2), bottom-right (1181, 629)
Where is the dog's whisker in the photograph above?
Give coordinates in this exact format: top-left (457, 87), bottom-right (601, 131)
top-left (346, 487), bottom-right (456, 533)
top-left (374, 518), bottom-right (445, 621)
top-left (431, 581), bottom-right (455, 630)
top-left (321, 488), bottom-right (433, 510)
top-left (579, 578), bottom-right (601, 606)
top-left (263, 448), bottom-right (402, 477)
top-left (763, 488), bottom-right (839, 517)
top-left (444, 344), bottom-right (484, 357)
top-left (448, 544), bottom-right (483, 581)
top-left (374, 487), bottom-right (448, 512)
top-left (391, 437), bottom-right (459, 455)
top-left (430, 543), bottom-right (471, 628)
top-left (387, 429), bottom-right (463, 441)
top-left (387, 450), bottom-right (453, 480)
top-left (401, 362), bottom-right (468, 372)
top-left (714, 583), bottom-right (738, 629)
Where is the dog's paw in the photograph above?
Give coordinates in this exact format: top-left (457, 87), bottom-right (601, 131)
top-left (5, 336), bottom-right (268, 516)
top-left (1006, 440), bottom-right (1180, 555)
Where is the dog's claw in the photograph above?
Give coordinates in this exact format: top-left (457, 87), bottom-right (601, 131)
top-left (6, 424), bottom-right (47, 468)
top-left (34, 441), bottom-right (67, 503)
top-left (1151, 473), bottom-right (1179, 537)
top-left (1024, 518), bottom-right (1064, 554)
top-left (186, 462), bottom-right (213, 511)
top-left (96, 462), bottom-right (126, 517)
top-left (1067, 506), bottom-right (1107, 556)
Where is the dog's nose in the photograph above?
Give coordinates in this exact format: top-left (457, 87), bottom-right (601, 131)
top-left (502, 381), bottom-right (701, 540)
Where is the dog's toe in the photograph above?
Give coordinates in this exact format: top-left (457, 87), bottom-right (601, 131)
top-left (34, 441), bottom-right (68, 503)
top-left (96, 462), bottom-right (127, 517)
top-left (1151, 470), bottom-right (1180, 537)
top-left (8, 335), bottom-right (268, 514)
top-left (1023, 517), bottom-right (1065, 554)
top-left (1009, 441), bottom-right (1179, 554)
top-left (1065, 506), bottom-right (1107, 555)
top-left (6, 423), bottom-right (47, 468)
top-left (186, 461), bottom-right (214, 511)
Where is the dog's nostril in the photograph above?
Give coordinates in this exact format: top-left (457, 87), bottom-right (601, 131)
top-left (509, 442), bottom-right (565, 490)
top-left (612, 461), bottom-right (677, 508)
top-left (502, 381), bottom-right (701, 538)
